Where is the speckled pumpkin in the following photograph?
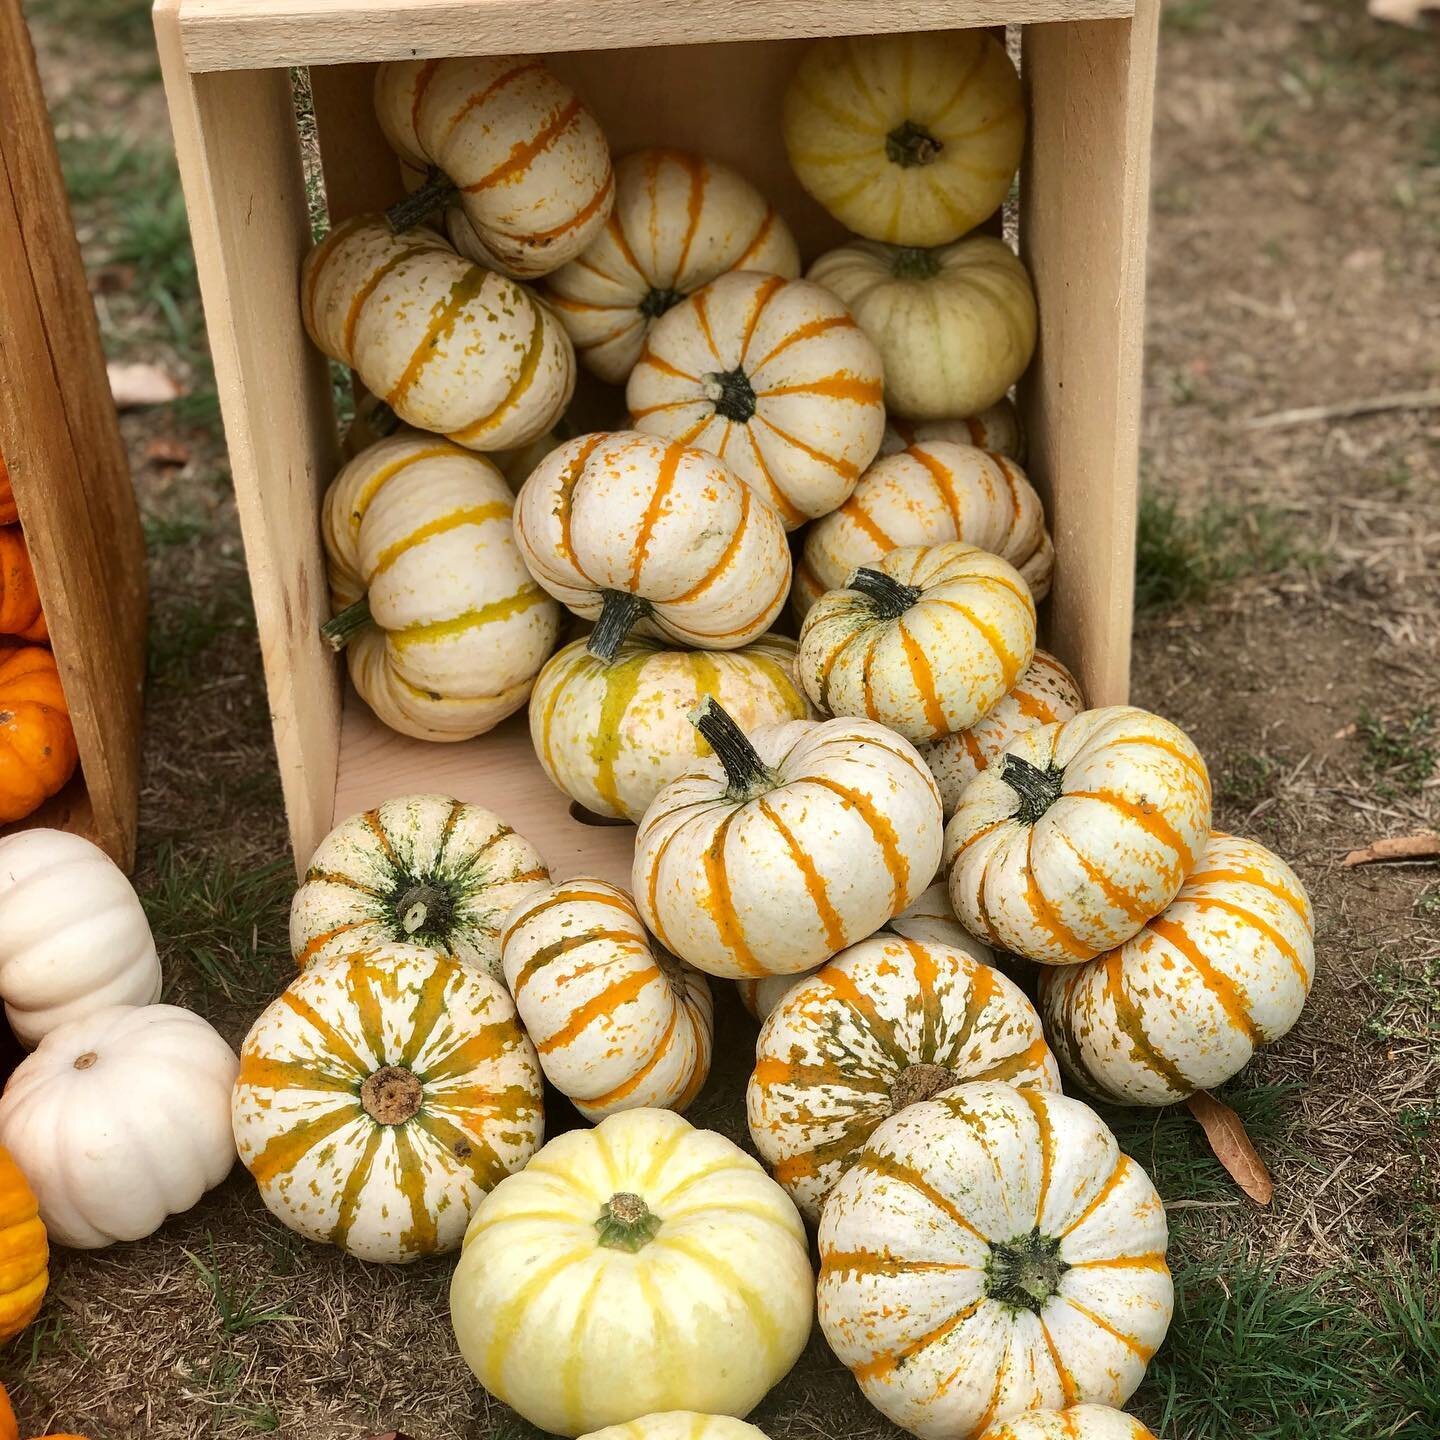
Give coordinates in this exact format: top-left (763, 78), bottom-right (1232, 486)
top-left (880, 400), bottom-right (1025, 464)
top-left (945, 707), bottom-right (1213, 965)
top-left (1039, 832), bottom-right (1315, 1105)
top-left (748, 934), bottom-right (1060, 1222)
top-left (797, 543), bottom-right (1037, 744)
top-left (547, 148), bottom-right (801, 383)
top-left (977, 1405), bottom-right (1157, 1440)
top-left (0, 648), bottom-right (78, 825)
top-left (794, 441), bottom-right (1052, 618)
top-left (233, 944), bottom-right (542, 1263)
top-left (0, 529), bottom-right (45, 642)
top-left (627, 271), bottom-right (885, 528)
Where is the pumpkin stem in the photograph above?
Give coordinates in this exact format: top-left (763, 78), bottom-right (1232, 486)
top-left (889, 1062), bottom-right (962, 1113)
top-left (73, 1051), bottom-right (98, 1071)
top-left (985, 1227), bottom-right (1068, 1314)
top-left (886, 119), bottom-right (944, 168)
top-left (1000, 752), bottom-right (1066, 825)
top-left (588, 589), bottom-right (652, 663)
top-left (701, 366), bottom-right (758, 424)
top-left (360, 1065), bottom-right (424, 1125)
top-left (848, 566), bottom-right (922, 620)
top-left (364, 399), bottom-right (402, 439)
top-left (690, 697), bottom-right (776, 798)
top-left (322, 597), bottom-right (373, 652)
top-left (594, 1191), bottom-right (662, 1252)
top-left (385, 170), bottom-right (459, 233)
top-left (889, 246), bottom-right (942, 281)
top-left (639, 285), bottom-right (685, 319)
top-left (395, 881), bottom-right (449, 938)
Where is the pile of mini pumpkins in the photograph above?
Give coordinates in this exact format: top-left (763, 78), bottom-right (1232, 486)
top-left (0, 31), bottom-right (1319, 1440)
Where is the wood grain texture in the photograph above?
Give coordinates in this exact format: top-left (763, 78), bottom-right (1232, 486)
top-left (156, 0), bottom-right (343, 869)
top-left (176, 0), bottom-right (1135, 72)
top-left (1017, 1), bottom-right (1159, 707)
top-left (0, 0), bottom-right (147, 869)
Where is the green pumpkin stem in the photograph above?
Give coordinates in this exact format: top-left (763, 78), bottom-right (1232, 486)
top-left (1001, 752), bottom-right (1067, 825)
top-left (690, 697), bottom-right (776, 798)
top-left (985, 1228), bottom-right (1068, 1314)
top-left (890, 246), bottom-right (942, 281)
top-left (886, 119), bottom-right (944, 168)
top-left (322, 597), bottom-right (373, 652)
top-left (396, 882), bottom-right (445, 937)
top-left (594, 1191), bottom-right (662, 1252)
top-left (848, 566), bottom-right (922, 620)
top-left (385, 171), bottom-right (460, 233)
top-left (588, 589), bottom-right (652, 663)
top-left (701, 366), bottom-right (758, 424)
top-left (365, 399), bottom-right (402, 438)
top-left (639, 285), bottom-right (685, 319)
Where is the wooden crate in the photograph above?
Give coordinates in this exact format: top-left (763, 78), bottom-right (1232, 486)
top-left (0, 0), bottom-right (148, 871)
top-left (155, 0), bottom-right (1160, 885)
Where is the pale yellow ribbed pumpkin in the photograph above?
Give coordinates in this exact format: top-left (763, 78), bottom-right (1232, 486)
top-left (977, 1406), bottom-right (1157, 1440)
top-left (580, 1417), bottom-right (773, 1440)
top-left (881, 400), bottom-right (1026, 463)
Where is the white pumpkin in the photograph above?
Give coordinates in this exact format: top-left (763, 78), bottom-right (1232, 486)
top-left (921, 651), bottom-right (1085, 816)
top-left (977, 1406), bottom-right (1157, 1440)
top-left (233, 945), bottom-right (542, 1263)
top-left (449, 1107), bottom-right (814, 1436)
top-left (794, 440), bottom-right (1053, 618)
top-left (501, 879), bottom-right (714, 1118)
top-left (322, 431), bottom-right (561, 741)
top-left (748, 934), bottom-right (1061, 1222)
top-left (0, 829), bottom-right (161, 1048)
top-left (627, 271), bottom-right (885, 528)
top-left (634, 701), bottom-right (944, 978)
top-left (881, 401), bottom-right (1026, 464)
top-left (546, 148), bottom-right (801, 383)
top-left (580, 1417), bottom-right (772, 1440)
top-left (290, 794), bottom-right (550, 986)
top-left (818, 1083), bottom-right (1173, 1440)
top-left (0, 1004), bottom-right (238, 1248)
top-left (808, 237), bottom-right (1037, 420)
top-left (945, 707), bottom-right (1213, 965)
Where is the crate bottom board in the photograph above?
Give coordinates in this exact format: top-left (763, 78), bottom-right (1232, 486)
top-left (331, 688), bottom-right (637, 887)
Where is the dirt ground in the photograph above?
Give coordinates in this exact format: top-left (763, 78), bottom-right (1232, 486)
top-left (5, 0), bottom-right (1439, 1437)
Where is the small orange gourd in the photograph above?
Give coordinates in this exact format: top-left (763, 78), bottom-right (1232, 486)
top-left (0, 1383), bottom-right (15, 1440)
top-left (0, 648), bottom-right (78, 824)
top-left (0, 455), bottom-right (16, 526)
top-left (0, 1145), bottom-right (47, 1344)
top-left (0, 530), bottom-right (45, 643)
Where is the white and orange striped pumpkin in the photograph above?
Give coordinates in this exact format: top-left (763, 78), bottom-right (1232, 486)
top-left (501, 879), bottom-right (713, 1117)
top-left (627, 271), bottom-right (885, 528)
top-left (580, 1418), bottom-right (772, 1440)
top-left (1039, 832), bottom-right (1315, 1105)
top-left (634, 701), bottom-right (943, 978)
top-left (513, 431), bottom-right (791, 660)
top-left (530, 633), bottom-right (810, 822)
top-left (881, 400), bottom-right (1025, 464)
top-left (301, 217), bottom-right (574, 450)
top-left (921, 651), bottom-right (1085, 816)
top-left (374, 57), bottom-right (613, 279)
top-left (546, 149), bottom-right (801, 384)
top-left (818, 1083), bottom-right (1173, 1440)
top-left (232, 945), bottom-right (543, 1263)
top-left (321, 432), bottom-right (561, 741)
top-left (290, 794), bottom-right (550, 985)
top-left (797, 543), bottom-right (1037, 744)
top-left (747, 934), bottom-right (1060, 1222)
top-left (945, 707), bottom-right (1213, 966)
top-left (794, 441), bottom-right (1053, 618)
top-left (977, 1406), bottom-right (1157, 1440)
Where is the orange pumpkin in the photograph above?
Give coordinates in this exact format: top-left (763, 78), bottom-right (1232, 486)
top-left (0, 648), bottom-right (78, 823)
top-left (0, 531), bottom-right (45, 643)
top-left (0, 456), bottom-right (15, 526)
top-left (0, 1382), bottom-right (16, 1440)
top-left (0, 1145), bottom-right (47, 1343)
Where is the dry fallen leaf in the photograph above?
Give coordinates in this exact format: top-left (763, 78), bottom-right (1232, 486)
top-left (143, 436), bottom-right (193, 468)
top-left (1186, 1091), bottom-right (1274, 1206)
top-left (108, 361), bottom-right (183, 409)
top-left (1368, 0), bottom-right (1439, 23)
top-left (1341, 832), bottom-right (1440, 868)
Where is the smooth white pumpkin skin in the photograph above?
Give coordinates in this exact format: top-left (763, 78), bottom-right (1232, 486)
top-left (301, 216), bottom-right (575, 449)
top-left (233, 945), bottom-right (542, 1263)
top-left (627, 271), bottom-right (885, 528)
top-left (881, 402), bottom-right (1026, 464)
top-left (921, 651), bottom-right (1085, 816)
top-left (748, 934), bottom-right (1060, 1222)
top-left (323, 432), bottom-right (561, 741)
top-left (546, 149), bottom-right (801, 383)
top-left (797, 543), bottom-right (1038, 743)
top-left (450, 1107), bottom-right (814, 1436)
top-left (0, 829), bottom-right (161, 1048)
top-left (976, 1405), bottom-right (1157, 1440)
top-left (580, 1416), bottom-right (772, 1440)
top-left (530, 634), bottom-right (811, 821)
top-left (374, 57), bottom-right (613, 279)
top-left (1039, 832), bottom-right (1315, 1105)
top-left (634, 714), bottom-right (944, 978)
top-left (0, 1004), bottom-right (238, 1248)
top-left (945, 707), bottom-right (1214, 965)
top-left (501, 880), bottom-right (714, 1118)
top-left (808, 237), bottom-right (1037, 419)
top-left (290, 794), bottom-right (550, 985)
top-left (818, 1083), bottom-right (1173, 1440)
top-left (794, 441), bottom-right (1053, 618)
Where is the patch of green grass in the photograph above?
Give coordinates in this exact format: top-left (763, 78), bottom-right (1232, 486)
top-left (1417, 888), bottom-right (1440, 920)
top-left (146, 583), bottom-right (255, 686)
top-left (20, 1312), bottom-right (90, 1373)
top-left (143, 507), bottom-right (209, 550)
top-left (1367, 956), bottom-right (1440, 1055)
top-left (182, 1352), bottom-right (281, 1433)
top-left (1358, 708), bottom-right (1436, 797)
top-left (26, 0), bottom-right (154, 44)
top-left (1162, 0), bottom-right (1214, 32)
top-left (184, 1236), bottom-right (296, 1335)
top-left (1216, 752), bottom-right (1282, 812)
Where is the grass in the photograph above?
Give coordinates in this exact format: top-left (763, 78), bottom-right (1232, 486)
top-left (146, 582), bottom-right (256, 686)
top-left (184, 1238), bottom-right (296, 1336)
top-left (182, 1354), bottom-right (281, 1433)
top-left (1366, 956), bottom-right (1440, 1057)
top-left (1162, 0), bottom-right (1216, 31)
top-left (1215, 751), bottom-right (1283, 812)
top-left (1358, 708), bottom-right (1437, 797)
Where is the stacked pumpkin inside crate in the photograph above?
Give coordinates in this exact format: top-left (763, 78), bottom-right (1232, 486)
top-left (0, 30), bottom-right (1317, 1440)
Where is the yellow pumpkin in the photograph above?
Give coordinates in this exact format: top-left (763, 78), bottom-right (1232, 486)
top-left (808, 237), bottom-right (1037, 419)
top-left (782, 30), bottom-right (1024, 247)
top-left (547, 149), bottom-right (801, 383)
top-left (881, 400), bottom-right (1025, 464)
top-left (627, 271), bottom-right (885, 528)
top-left (530, 633), bottom-right (810, 822)
top-left (0, 1144), bottom-right (47, 1344)
top-left (301, 216), bottom-right (574, 450)
top-left (1039, 832), bottom-right (1315, 1105)
top-left (374, 56), bottom-right (613, 279)
top-left (513, 431), bottom-right (791, 660)
top-left (580, 1418), bottom-right (772, 1440)
top-left (797, 542), bottom-right (1037, 744)
top-left (501, 879), bottom-right (713, 1118)
top-left (794, 440), bottom-right (1053, 618)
